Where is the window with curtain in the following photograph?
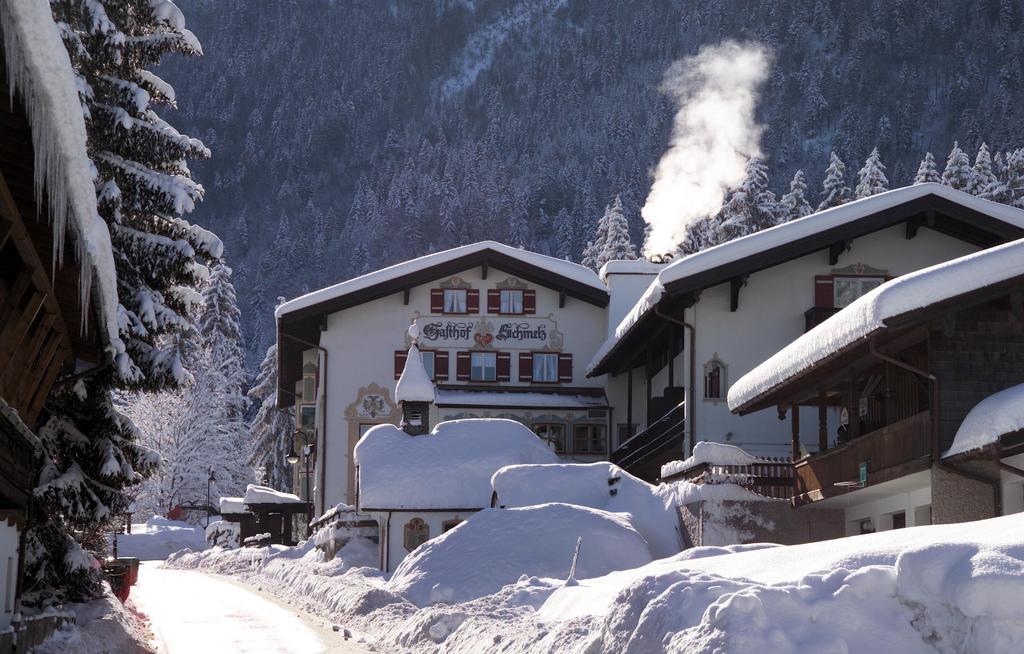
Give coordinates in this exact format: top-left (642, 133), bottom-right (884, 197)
top-left (572, 425), bottom-right (607, 454)
top-left (470, 351), bottom-right (496, 381)
top-left (443, 288), bottom-right (467, 313)
top-left (420, 350), bottom-right (435, 379)
top-left (532, 352), bottom-right (558, 382)
top-left (533, 423), bottom-right (566, 453)
top-left (500, 289), bottom-right (524, 313)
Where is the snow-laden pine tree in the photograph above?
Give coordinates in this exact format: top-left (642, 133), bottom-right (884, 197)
top-left (249, 327), bottom-right (295, 492)
top-left (969, 143), bottom-right (997, 196)
top-left (554, 208), bottom-right (576, 260)
top-left (601, 196), bottom-right (637, 263)
top-left (31, 0), bottom-right (218, 604)
top-left (581, 206), bottom-right (610, 270)
top-left (855, 148), bottom-right (889, 199)
top-left (989, 148), bottom-right (1024, 207)
top-left (780, 170), bottom-right (813, 221)
top-left (913, 152), bottom-right (942, 184)
top-left (941, 141), bottom-right (973, 190)
top-left (818, 152), bottom-right (850, 210)
top-left (739, 157), bottom-right (780, 230)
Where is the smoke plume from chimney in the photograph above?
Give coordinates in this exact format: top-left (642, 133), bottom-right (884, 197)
top-left (641, 41), bottom-right (771, 257)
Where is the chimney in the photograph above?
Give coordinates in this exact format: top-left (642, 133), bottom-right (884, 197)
top-left (395, 322), bottom-right (434, 436)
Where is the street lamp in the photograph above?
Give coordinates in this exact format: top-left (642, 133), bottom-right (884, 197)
top-left (286, 448), bottom-right (299, 465)
top-left (206, 467), bottom-right (215, 528)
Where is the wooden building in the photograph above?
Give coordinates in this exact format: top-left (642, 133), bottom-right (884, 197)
top-left (589, 185), bottom-right (1024, 482)
top-left (1, 3), bottom-right (121, 629)
top-left (728, 239), bottom-right (1024, 534)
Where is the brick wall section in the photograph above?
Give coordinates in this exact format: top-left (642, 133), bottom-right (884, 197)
top-left (929, 301), bottom-right (1024, 454)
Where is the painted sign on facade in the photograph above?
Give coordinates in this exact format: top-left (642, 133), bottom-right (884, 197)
top-left (410, 314), bottom-right (564, 351)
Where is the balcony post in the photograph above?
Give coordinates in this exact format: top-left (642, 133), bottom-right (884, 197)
top-left (626, 366), bottom-right (633, 440)
top-left (791, 402), bottom-right (800, 460)
top-left (849, 372), bottom-right (861, 439)
top-left (818, 390), bottom-right (828, 452)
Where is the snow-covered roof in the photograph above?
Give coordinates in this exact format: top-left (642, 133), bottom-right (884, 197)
top-left (728, 238), bottom-right (1024, 411)
top-left (218, 497), bottom-right (245, 514)
top-left (354, 418), bottom-right (559, 510)
top-left (944, 383), bottom-right (1024, 459)
top-left (588, 184), bottom-right (1024, 376)
top-left (242, 484), bottom-right (305, 506)
top-left (598, 258), bottom-right (665, 281)
top-left (434, 389), bottom-right (607, 409)
top-left (0, 0), bottom-right (122, 356)
top-left (660, 441), bottom-right (763, 479)
top-left (395, 342), bottom-right (435, 404)
top-left (276, 241), bottom-right (607, 319)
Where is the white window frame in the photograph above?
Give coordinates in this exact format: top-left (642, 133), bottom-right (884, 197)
top-left (833, 276), bottom-right (885, 308)
top-left (470, 351), bottom-right (497, 382)
top-left (499, 289), bottom-right (524, 314)
top-left (532, 352), bottom-right (559, 383)
top-left (443, 288), bottom-right (468, 313)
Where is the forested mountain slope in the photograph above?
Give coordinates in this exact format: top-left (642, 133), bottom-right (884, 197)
top-left (161, 0), bottom-right (1024, 363)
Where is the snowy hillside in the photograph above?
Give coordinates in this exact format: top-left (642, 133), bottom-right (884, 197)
top-left (161, 0), bottom-right (1024, 363)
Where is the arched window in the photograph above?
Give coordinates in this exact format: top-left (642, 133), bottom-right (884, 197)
top-left (704, 357), bottom-right (727, 401)
top-left (403, 518), bottom-right (429, 551)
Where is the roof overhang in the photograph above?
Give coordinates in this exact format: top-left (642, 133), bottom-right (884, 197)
top-left (731, 272), bottom-right (1024, 415)
top-left (277, 246), bottom-right (609, 407)
top-left (590, 191), bottom-right (1024, 378)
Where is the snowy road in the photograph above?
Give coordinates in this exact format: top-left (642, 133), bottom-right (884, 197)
top-left (133, 563), bottom-right (363, 653)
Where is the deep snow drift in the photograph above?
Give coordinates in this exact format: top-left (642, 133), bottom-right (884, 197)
top-left (167, 511), bottom-right (1024, 653)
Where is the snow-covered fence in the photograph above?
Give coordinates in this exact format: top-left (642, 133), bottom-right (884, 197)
top-left (0, 613), bottom-right (75, 652)
top-left (309, 503), bottom-right (378, 561)
top-left (664, 457), bottom-right (794, 499)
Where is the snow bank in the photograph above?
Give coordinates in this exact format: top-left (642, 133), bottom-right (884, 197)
top-left (114, 516), bottom-right (205, 561)
top-left (355, 419), bottom-right (558, 509)
top-left (35, 584), bottom-right (151, 654)
top-left (205, 520), bottom-right (240, 549)
top-left (537, 513), bottom-right (1024, 654)
top-left (0, 0), bottom-right (122, 356)
top-left (944, 382), bottom-right (1024, 458)
top-left (277, 240), bottom-right (606, 318)
top-left (243, 484), bottom-right (304, 505)
top-left (491, 462), bottom-right (682, 557)
top-left (389, 503), bottom-right (653, 607)
top-left (395, 342), bottom-right (434, 403)
top-left (661, 441), bottom-right (763, 479)
top-left (589, 183), bottom-right (1024, 377)
top-left (729, 236), bottom-right (1024, 410)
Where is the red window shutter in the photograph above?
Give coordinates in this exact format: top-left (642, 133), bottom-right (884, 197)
top-left (430, 288), bottom-right (444, 313)
top-left (496, 352), bottom-right (511, 382)
top-left (394, 350), bottom-right (408, 380)
top-left (456, 352), bottom-right (471, 381)
top-left (487, 289), bottom-right (501, 313)
top-left (518, 352), bottom-right (533, 382)
top-left (434, 351), bottom-right (450, 381)
top-left (467, 289), bottom-right (480, 313)
top-left (814, 275), bottom-right (834, 308)
top-left (523, 289), bottom-right (537, 314)
top-left (557, 353), bottom-right (573, 383)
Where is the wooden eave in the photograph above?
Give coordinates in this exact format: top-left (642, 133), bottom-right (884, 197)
top-left (589, 194), bottom-right (1024, 377)
top-left (733, 273), bottom-right (1024, 415)
top-left (277, 249), bottom-right (610, 407)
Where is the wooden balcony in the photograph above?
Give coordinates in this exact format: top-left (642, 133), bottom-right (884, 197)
top-left (794, 410), bottom-right (932, 505)
top-left (664, 458), bottom-right (795, 499)
top-left (611, 401), bottom-right (685, 482)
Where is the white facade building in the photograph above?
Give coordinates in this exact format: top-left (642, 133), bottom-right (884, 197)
top-left (276, 242), bottom-right (613, 514)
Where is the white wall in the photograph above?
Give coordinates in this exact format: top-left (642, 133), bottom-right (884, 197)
top-left (373, 510), bottom-right (475, 573)
top-left (1002, 452), bottom-right (1024, 515)
top-left (838, 477), bottom-right (933, 536)
top-left (668, 225), bottom-right (978, 458)
top-left (316, 265), bottom-right (609, 510)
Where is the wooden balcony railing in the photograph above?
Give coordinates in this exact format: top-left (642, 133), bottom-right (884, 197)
top-left (666, 458), bottom-right (795, 499)
top-left (794, 410), bottom-right (931, 505)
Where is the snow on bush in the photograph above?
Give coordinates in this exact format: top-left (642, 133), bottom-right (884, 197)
top-left (491, 462), bottom-right (683, 557)
top-left (355, 419), bottom-right (558, 509)
top-left (389, 503), bottom-right (654, 607)
top-left (114, 516), bottom-right (206, 561)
